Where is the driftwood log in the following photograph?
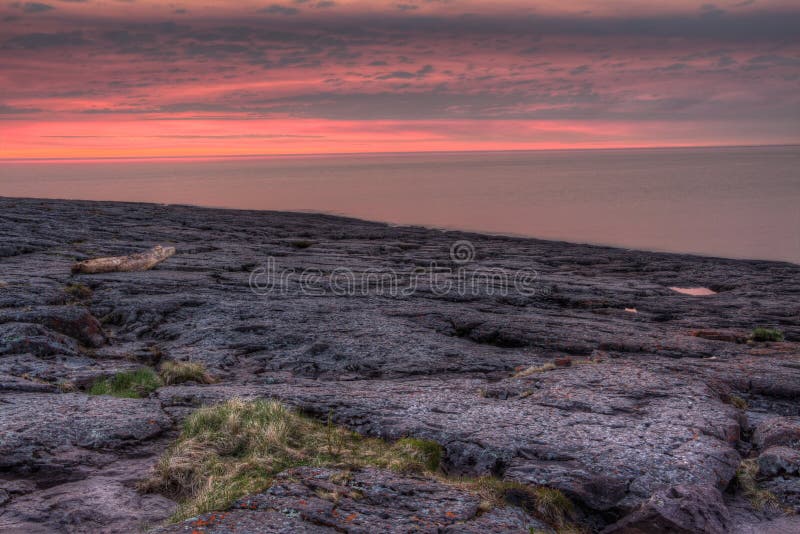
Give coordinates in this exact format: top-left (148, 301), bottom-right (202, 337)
top-left (71, 245), bottom-right (175, 274)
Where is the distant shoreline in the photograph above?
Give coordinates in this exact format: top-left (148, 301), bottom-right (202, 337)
top-left (3, 195), bottom-right (798, 267)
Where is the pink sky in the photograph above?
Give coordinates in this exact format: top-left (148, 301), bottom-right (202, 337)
top-left (1, 0), bottom-right (798, 158)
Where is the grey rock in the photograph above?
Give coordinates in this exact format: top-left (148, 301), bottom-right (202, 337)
top-left (602, 484), bottom-right (730, 534)
top-left (753, 416), bottom-right (800, 450)
top-left (154, 466), bottom-right (544, 533)
top-left (758, 446), bottom-right (800, 477)
top-left (0, 392), bottom-right (171, 478)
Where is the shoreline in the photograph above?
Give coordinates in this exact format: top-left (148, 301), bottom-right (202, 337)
top-left (2, 195), bottom-right (797, 267)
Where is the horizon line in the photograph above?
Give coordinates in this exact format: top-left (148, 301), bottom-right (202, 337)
top-left (2, 143), bottom-right (798, 164)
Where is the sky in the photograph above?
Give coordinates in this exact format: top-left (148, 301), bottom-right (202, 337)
top-left (0, 0), bottom-right (798, 159)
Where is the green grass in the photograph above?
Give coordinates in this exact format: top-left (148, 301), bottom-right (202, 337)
top-left (140, 398), bottom-right (577, 530)
top-left (138, 399), bottom-right (444, 521)
top-left (159, 360), bottom-right (215, 385)
top-left (750, 327), bottom-right (784, 342)
top-left (89, 368), bottom-right (162, 398)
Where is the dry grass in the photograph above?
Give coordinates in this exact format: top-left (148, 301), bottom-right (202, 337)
top-left (64, 282), bottom-right (93, 301)
top-left (446, 477), bottom-right (578, 530)
top-left (139, 399), bottom-right (442, 521)
top-left (159, 360), bottom-right (215, 385)
top-left (728, 394), bottom-right (748, 410)
top-left (514, 362), bottom-right (557, 378)
top-left (735, 459), bottom-right (780, 511)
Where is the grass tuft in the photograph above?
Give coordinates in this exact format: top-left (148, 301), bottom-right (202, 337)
top-left (64, 282), bottom-right (93, 301)
top-left (451, 477), bottom-right (576, 529)
top-left (159, 360), bottom-right (215, 385)
top-left (139, 399), bottom-right (444, 522)
top-left (728, 394), bottom-right (748, 410)
top-left (89, 368), bottom-right (162, 398)
top-left (394, 437), bottom-right (443, 472)
top-left (735, 459), bottom-right (780, 511)
top-left (750, 327), bottom-right (784, 342)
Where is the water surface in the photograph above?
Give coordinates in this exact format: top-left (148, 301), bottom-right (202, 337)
top-left (1, 146), bottom-right (798, 263)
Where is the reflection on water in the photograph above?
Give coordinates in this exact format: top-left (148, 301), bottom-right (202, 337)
top-left (1, 146), bottom-right (798, 263)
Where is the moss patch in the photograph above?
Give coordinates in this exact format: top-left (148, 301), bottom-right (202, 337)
top-left (750, 327), bottom-right (784, 342)
top-left (89, 368), bottom-right (162, 398)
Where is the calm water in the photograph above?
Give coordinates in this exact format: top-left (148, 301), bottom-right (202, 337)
top-left (1, 146), bottom-right (798, 263)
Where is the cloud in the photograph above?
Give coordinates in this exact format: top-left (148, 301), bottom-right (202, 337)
top-left (259, 4), bottom-right (301, 15)
top-left (3, 31), bottom-right (87, 49)
top-left (0, 104), bottom-right (41, 114)
top-left (12, 2), bottom-right (55, 13)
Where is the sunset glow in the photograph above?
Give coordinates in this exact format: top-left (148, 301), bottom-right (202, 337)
top-left (1, 0), bottom-right (799, 159)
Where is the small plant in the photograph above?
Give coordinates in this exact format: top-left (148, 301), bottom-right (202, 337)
top-left (514, 362), bottom-right (556, 378)
top-left (728, 394), bottom-right (748, 410)
top-left (159, 360), bottom-right (215, 385)
top-left (458, 478), bottom-right (576, 529)
top-left (89, 368), bottom-right (162, 398)
top-left (57, 381), bottom-right (78, 393)
top-left (750, 327), bottom-right (784, 342)
top-left (735, 459), bottom-right (780, 511)
top-left (64, 282), bottom-right (93, 301)
top-left (393, 437), bottom-right (443, 472)
top-left (289, 239), bottom-right (314, 249)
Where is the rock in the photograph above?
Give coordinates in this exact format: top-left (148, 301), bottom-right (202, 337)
top-left (761, 477), bottom-right (800, 512)
top-left (753, 417), bottom-right (800, 450)
top-left (602, 484), bottom-right (729, 534)
top-left (0, 306), bottom-right (106, 348)
top-left (691, 330), bottom-right (746, 343)
top-left (758, 446), bottom-right (800, 477)
top-left (153, 466), bottom-right (545, 533)
top-left (0, 392), bottom-right (171, 479)
top-left (730, 515), bottom-right (800, 534)
top-left (0, 471), bottom-right (176, 534)
top-left (2, 197), bottom-right (800, 532)
top-left (553, 357), bottom-right (572, 367)
top-left (0, 323), bottom-right (79, 358)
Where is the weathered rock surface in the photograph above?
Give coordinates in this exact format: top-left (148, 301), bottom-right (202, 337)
top-left (1, 197), bottom-right (799, 532)
top-left (153, 466), bottom-right (548, 533)
top-left (602, 484), bottom-right (730, 534)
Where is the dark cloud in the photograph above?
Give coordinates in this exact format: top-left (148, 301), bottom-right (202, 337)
top-left (12, 2), bottom-right (55, 13)
top-left (3, 31), bottom-right (87, 49)
top-left (376, 64), bottom-right (434, 79)
top-left (0, 104), bottom-right (41, 114)
top-left (259, 4), bottom-right (301, 16)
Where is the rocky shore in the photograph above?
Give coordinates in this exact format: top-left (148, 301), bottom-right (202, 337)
top-left (1, 197), bottom-right (798, 533)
